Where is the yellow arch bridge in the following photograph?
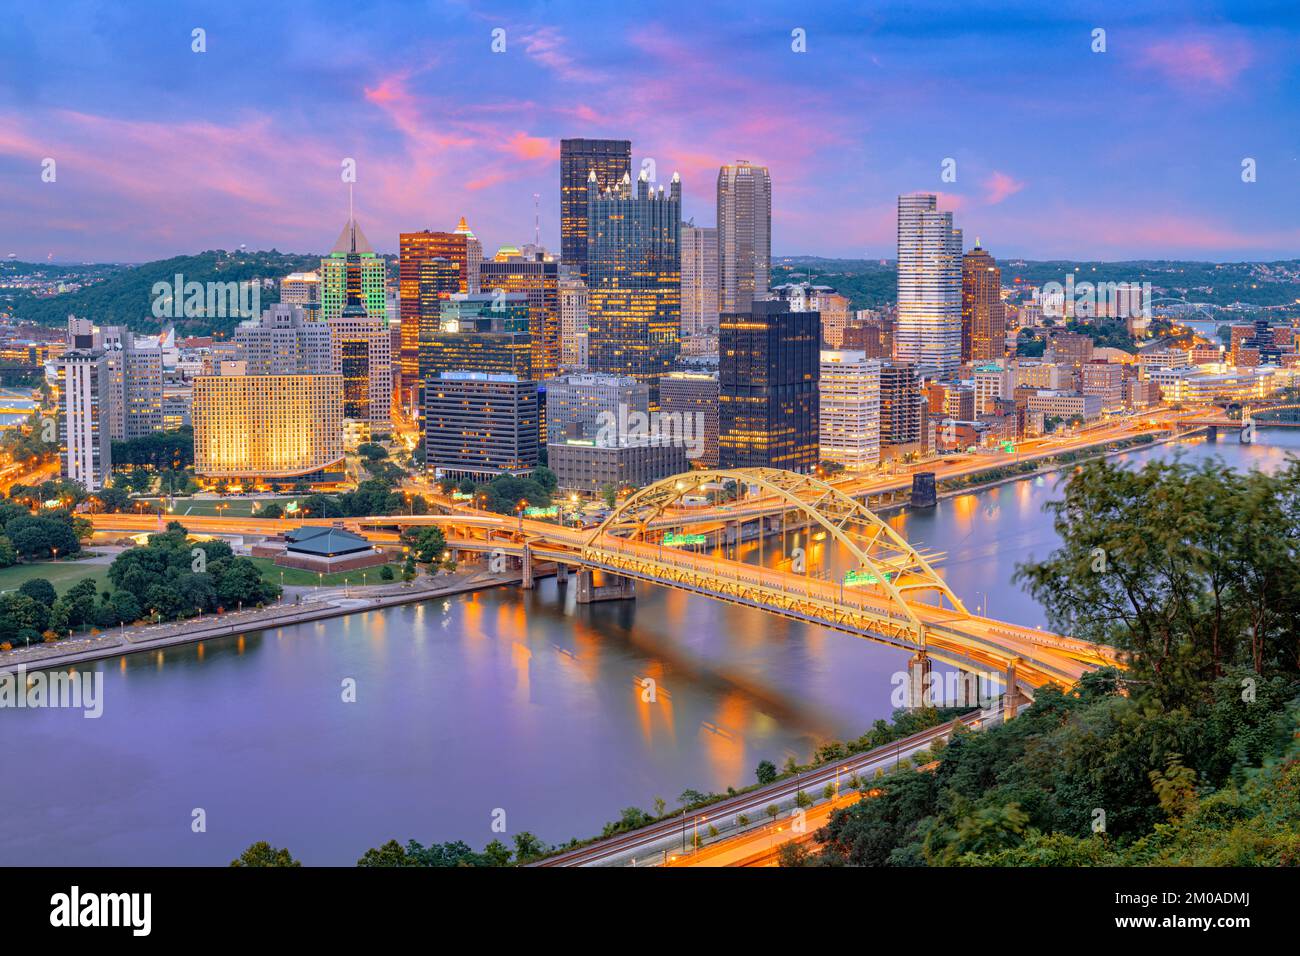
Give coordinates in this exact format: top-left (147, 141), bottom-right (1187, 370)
top-left (361, 468), bottom-right (1122, 710)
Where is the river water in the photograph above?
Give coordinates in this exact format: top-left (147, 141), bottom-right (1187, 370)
top-left (3, 430), bottom-right (1296, 865)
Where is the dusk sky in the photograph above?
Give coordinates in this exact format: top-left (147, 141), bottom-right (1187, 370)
top-left (3, 0), bottom-right (1298, 263)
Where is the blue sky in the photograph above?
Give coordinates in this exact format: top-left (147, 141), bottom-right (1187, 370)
top-left (2, 0), bottom-right (1297, 262)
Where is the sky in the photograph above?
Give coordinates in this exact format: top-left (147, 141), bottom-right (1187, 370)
top-left (2, 0), bottom-right (1298, 263)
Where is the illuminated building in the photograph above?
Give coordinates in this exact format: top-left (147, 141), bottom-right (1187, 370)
top-left (1080, 360), bottom-right (1125, 411)
top-left (660, 370), bottom-right (720, 467)
top-left (717, 161), bottom-right (772, 316)
top-left (549, 438), bottom-right (688, 494)
top-left (100, 326), bottom-right (164, 441)
top-left (423, 293), bottom-right (532, 382)
top-left (895, 193), bottom-right (962, 376)
top-left (961, 242), bottom-right (1004, 362)
top-left (280, 271), bottom-right (321, 319)
top-left (681, 222), bottom-right (719, 336)
top-left (879, 360), bottom-right (923, 447)
top-left (546, 373), bottom-right (647, 442)
top-left (819, 350), bottom-right (880, 471)
top-left (232, 304), bottom-right (332, 375)
top-left (423, 371), bottom-right (539, 480)
top-left (400, 228), bottom-right (472, 408)
top-left (719, 299), bottom-right (819, 472)
top-left (559, 275), bottom-right (589, 368)
top-left (479, 249), bottom-right (561, 379)
top-left (320, 216), bottom-right (386, 324)
top-left (192, 365), bottom-right (344, 484)
top-left (560, 138), bottom-right (631, 281)
top-left (586, 168), bottom-right (681, 406)
top-left (58, 320), bottom-right (112, 491)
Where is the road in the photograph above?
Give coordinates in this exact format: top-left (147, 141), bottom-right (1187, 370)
top-left (533, 709), bottom-right (996, 867)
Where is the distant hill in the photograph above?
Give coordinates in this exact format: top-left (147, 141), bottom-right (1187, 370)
top-left (3, 250), bottom-right (324, 336)
top-left (774, 257), bottom-right (1300, 313)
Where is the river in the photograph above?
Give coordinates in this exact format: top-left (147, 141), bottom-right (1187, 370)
top-left (2, 430), bottom-right (1296, 865)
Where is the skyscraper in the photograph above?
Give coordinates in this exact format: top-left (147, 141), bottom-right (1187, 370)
top-left (586, 168), bottom-right (681, 406)
top-left (320, 216), bottom-right (386, 324)
top-left (232, 304), bottom-right (333, 375)
top-left (560, 138), bottom-right (631, 280)
top-left (559, 275), bottom-right (589, 369)
top-left (680, 222), bottom-right (719, 336)
top-left (399, 228), bottom-right (472, 409)
top-left (329, 278), bottom-right (392, 433)
top-left (422, 292), bottom-right (533, 381)
top-left (819, 350), bottom-right (881, 471)
top-left (717, 161), bottom-right (772, 316)
top-left (962, 241), bottom-right (1004, 363)
top-left (58, 320), bottom-right (112, 491)
top-left (895, 193), bottom-right (963, 377)
top-left (479, 249), bottom-right (561, 380)
top-left (719, 300), bottom-right (819, 473)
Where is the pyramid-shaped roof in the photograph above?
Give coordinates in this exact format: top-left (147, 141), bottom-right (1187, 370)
top-left (331, 217), bottom-right (374, 256)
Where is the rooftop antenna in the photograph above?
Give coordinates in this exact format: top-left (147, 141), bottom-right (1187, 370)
top-left (533, 193), bottom-right (540, 247)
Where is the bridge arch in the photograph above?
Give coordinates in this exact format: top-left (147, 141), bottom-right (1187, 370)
top-left (585, 468), bottom-right (967, 634)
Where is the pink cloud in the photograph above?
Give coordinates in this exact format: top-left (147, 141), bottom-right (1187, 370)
top-left (503, 131), bottom-right (554, 162)
top-left (1141, 35), bottom-right (1253, 88)
top-left (520, 27), bottom-right (604, 83)
top-left (982, 171), bottom-right (1024, 205)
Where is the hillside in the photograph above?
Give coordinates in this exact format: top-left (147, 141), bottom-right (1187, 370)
top-left (3, 250), bottom-right (324, 336)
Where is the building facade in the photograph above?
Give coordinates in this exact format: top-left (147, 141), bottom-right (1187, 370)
top-left (961, 243), bottom-right (1004, 363)
top-left (819, 350), bottom-right (881, 471)
top-left (479, 250), bottom-right (561, 380)
top-left (717, 161), bottom-right (772, 316)
top-left (660, 370), bottom-right (720, 467)
top-left (719, 300), bottom-right (819, 472)
top-left (560, 138), bottom-right (632, 281)
top-left (680, 222), bottom-right (719, 337)
top-left (895, 193), bottom-right (963, 377)
top-left (423, 371), bottom-right (539, 479)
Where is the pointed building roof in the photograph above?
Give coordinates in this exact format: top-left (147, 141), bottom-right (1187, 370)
top-left (331, 217), bottom-right (374, 256)
top-left (454, 216), bottom-right (477, 239)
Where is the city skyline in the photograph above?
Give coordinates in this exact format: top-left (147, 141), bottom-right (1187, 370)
top-left (3, 1), bottom-right (1298, 263)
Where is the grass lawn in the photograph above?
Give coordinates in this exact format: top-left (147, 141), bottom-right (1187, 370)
top-left (140, 497), bottom-right (305, 518)
top-left (0, 560), bottom-right (111, 596)
top-left (248, 557), bottom-right (405, 588)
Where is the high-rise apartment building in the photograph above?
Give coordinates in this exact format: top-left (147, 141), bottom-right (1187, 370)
top-left (58, 335), bottom-right (112, 491)
top-left (454, 217), bottom-right (483, 295)
top-left (717, 161), bottom-right (772, 316)
top-left (559, 275), bottom-right (589, 369)
top-left (479, 249), bottom-right (561, 380)
top-left (819, 350), bottom-right (881, 471)
top-left (100, 326), bottom-right (164, 441)
top-left (879, 360), bottom-right (924, 447)
top-left (719, 300), bottom-right (819, 472)
top-left (586, 169), bottom-right (681, 406)
top-left (680, 222), bottom-right (719, 337)
top-left (560, 138), bottom-right (631, 280)
top-left (961, 242), bottom-right (1004, 363)
top-left (895, 193), bottom-right (963, 376)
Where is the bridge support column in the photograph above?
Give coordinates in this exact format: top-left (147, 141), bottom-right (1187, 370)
top-left (907, 653), bottom-right (931, 710)
top-left (1004, 658), bottom-right (1021, 720)
top-left (555, 563), bottom-right (568, 585)
top-left (575, 569), bottom-right (636, 604)
top-left (1206, 425), bottom-right (1217, 442)
top-left (1240, 421), bottom-right (1254, 444)
top-left (910, 472), bottom-right (937, 509)
top-left (521, 545), bottom-right (534, 590)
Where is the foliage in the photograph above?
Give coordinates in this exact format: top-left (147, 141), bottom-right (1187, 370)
top-left (111, 427), bottom-right (194, 470)
top-left (229, 841), bottom-right (301, 867)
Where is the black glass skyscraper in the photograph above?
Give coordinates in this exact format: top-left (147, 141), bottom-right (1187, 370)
top-left (560, 138), bottom-right (631, 281)
top-left (586, 170), bottom-right (681, 407)
top-left (719, 300), bottom-right (820, 473)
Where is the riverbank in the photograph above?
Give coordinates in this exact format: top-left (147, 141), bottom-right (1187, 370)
top-left (0, 566), bottom-right (544, 675)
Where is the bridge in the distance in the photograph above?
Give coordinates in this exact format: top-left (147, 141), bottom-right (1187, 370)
top-left (1180, 401), bottom-right (1300, 441)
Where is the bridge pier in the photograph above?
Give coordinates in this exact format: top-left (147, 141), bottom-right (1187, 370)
top-left (555, 563), bottom-right (569, 586)
top-left (1240, 421), bottom-right (1254, 444)
top-left (575, 568), bottom-right (636, 604)
top-left (906, 653), bottom-right (931, 709)
top-left (520, 546), bottom-right (534, 589)
top-left (910, 472), bottom-right (937, 509)
top-left (1004, 658), bottom-right (1021, 720)
top-left (1206, 425), bottom-right (1217, 442)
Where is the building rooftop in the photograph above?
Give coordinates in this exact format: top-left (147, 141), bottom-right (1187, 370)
top-left (284, 526), bottom-right (374, 557)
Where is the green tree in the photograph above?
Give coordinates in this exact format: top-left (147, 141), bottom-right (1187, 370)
top-left (18, 577), bottom-right (56, 608)
top-left (755, 759), bottom-right (778, 785)
top-left (230, 841), bottom-right (301, 867)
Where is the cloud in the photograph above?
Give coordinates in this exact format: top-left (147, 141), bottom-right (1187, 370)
top-left (520, 27), bottom-right (604, 83)
top-left (982, 171), bottom-right (1024, 205)
top-left (1140, 34), bottom-right (1253, 88)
